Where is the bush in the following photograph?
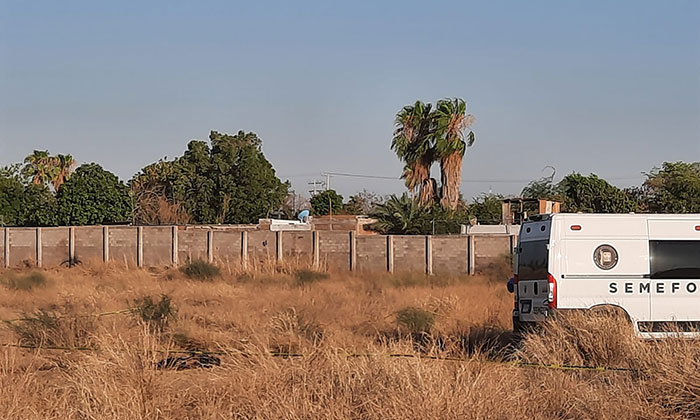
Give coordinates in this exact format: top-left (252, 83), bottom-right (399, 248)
top-left (3, 271), bottom-right (48, 290)
top-left (395, 306), bottom-right (435, 334)
top-left (294, 269), bottom-right (329, 285)
top-left (8, 308), bottom-right (95, 348)
top-left (181, 260), bottom-right (220, 281)
top-left (132, 294), bottom-right (177, 332)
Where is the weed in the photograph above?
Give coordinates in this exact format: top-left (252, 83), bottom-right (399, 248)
top-left (3, 271), bottom-right (48, 291)
top-left (132, 295), bottom-right (177, 332)
top-left (294, 269), bottom-right (329, 285)
top-left (395, 306), bottom-right (435, 334)
top-left (8, 308), bottom-right (94, 348)
top-left (181, 260), bottom-right (220, 281)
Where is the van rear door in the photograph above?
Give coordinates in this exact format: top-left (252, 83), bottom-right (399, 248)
top-left (517, 238), bottom-right (550, 321)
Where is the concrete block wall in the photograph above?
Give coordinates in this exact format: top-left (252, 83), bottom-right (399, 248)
top-left (393, 236), bottom-right (427, 273)
top-left (0, 225), bottom-right (516, 274)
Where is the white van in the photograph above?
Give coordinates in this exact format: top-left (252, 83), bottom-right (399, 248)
top-left (511, 213), bottom-right (700, 338)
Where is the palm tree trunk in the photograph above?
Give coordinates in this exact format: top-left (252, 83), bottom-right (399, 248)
top-left (416, 155), bottom-right (436, 206)
top-left (439, 152), bottom-right (462, 209)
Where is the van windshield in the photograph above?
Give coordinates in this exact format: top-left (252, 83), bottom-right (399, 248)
top-left (518, 240), bottom-right (549, 280)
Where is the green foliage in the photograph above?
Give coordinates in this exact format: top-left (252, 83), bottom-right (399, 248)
top-left (310, 189), bottom-right (344, 216)
top-left (294, 269), bottom-right (329, 285)
top-left (181, 260), bottom-right (220, 281)
top-left (0, 175), bottom-right (56, 226)
top-left (132, 131), bottom-right (289, 224)
top-left (55, 163), bottom-right (132, 225)
top-left (132, 294), bottom-right (177, 331)
top-left (559, 173), bottom-right (638, 213)
top-left (370, 194), bottom-right (431, 234)
top-left (8, 307), bottom-right (95, 348)
top-left (343, 190), bottom-right (384, 215)
top-left (2, 271), bottom-right (48, 291)
top-left (470, 193), bottom-right (503, 225)
top-left (643, 162), bottom-right (700, 213)
top-left (395, 306), bottom-right (435, 334)
top-left (370, 194), bottom-right (472, 234)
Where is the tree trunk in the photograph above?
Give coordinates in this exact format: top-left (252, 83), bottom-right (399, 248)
top-left (416, 155), bottom-right (436, 206)
top-left (440, 152), bottom-right (463, 210)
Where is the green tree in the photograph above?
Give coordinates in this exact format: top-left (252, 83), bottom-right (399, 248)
top-left (559, 173), bottom-right (638, 213)
top-left (643, 162), bottom-right (700, 213)
top-left (0, 174), bottom-right (56, 226)
top-left (132, 130), bottom-right (289, 224)
top-left (310, 189), bottom-right (343, 216)
top-left (433, 98), bottom-right (475, 210)
top-left (470, 193), bottom-right (503, 225)
top-left (56, 163), bottom-right (132, 225)
top-left (343, 190), bottom-right (384, 215)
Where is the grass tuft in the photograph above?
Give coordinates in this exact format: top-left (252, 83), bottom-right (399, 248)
top-left (294, 269), bottom-right (329, 285)
top-left (181, 260), bottom-right (220, 281)
top-left (395, 306), bottom-right (435, 334)
top-left (3, 271), bottom-right (48, 291)
top-left (131, 294), bottom-right (177, 331)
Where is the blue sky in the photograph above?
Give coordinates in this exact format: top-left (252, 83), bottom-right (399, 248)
top-left (1, 0), bottom-right (698, 200)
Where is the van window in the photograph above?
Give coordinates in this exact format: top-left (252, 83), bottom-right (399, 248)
top-left (518, 240), bottom-right (549, 280)
top-left (649, 240), bottom-right (700, 279)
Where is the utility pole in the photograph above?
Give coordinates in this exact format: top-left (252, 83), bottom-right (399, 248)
top-left (320, 172), bottom-right (331, 191)
top-left (308, 180), bottom-right (324, 197)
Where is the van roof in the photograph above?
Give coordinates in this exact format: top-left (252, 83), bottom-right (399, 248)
top-left (524, 213), bottom-right (700, 223)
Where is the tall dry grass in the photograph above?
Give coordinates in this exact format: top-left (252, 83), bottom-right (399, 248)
top-left (0, 262), bottom-right (696, 419)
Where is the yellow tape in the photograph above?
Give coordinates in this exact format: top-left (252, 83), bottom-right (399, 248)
top-left (0, 344), bottom-right (643, 373)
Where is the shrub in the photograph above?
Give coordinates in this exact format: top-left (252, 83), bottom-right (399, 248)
top-left (181, 260), bottom-right (220, 281)
top-left (3, 271), bottom-right (48, 290)
top-left (395, 306), bottom-right (435, 334)
top-left (132, 294), bottom-right (177, 332)
top-left (294, 269), bottom-right (329, 285)
top-left (8, 309), bottom-right (95, 348)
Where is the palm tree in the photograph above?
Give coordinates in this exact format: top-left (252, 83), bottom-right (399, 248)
top-left (51, 154), bottom-right (76, 190)
top-left (23, 150), bottom-right (55, 186)
top-left (369, 194), bottom-right (430, 234)
top-left (391, 101), bottom-right (437, 205)
top-left (433, 98), bottom-right (475, 210)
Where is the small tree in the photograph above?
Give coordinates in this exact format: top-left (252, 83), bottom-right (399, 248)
top-left (643, 162), bottom-right (700, 213)
top-left (559, 173), bottom-right (638, 213)
top-left (56, 163), bottom-right (132, 225)
top-left (310, 190), bottom-right (343, 216)
top-left (469, 194), bottom-right (503, 225)
top-left (344, 190), bottom-right (384, 215)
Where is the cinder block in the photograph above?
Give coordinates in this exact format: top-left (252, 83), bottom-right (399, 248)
top-left (356, 235), bottom-right (387, 272)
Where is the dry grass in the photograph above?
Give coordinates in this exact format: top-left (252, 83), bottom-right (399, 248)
top-left (0, 262), bottom-right (696, 419)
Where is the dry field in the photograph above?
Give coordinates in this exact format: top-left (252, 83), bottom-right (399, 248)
top-left (0, 263), bottom-right (698, 420)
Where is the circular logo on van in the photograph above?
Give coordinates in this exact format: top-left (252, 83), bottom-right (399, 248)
top-left (594, 245), bottom-right (618, 270)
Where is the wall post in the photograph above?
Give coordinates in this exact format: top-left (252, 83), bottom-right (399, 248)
top-left (349, 231), bottom-right (356, 271)
top-left (171, 226), bottom-right (178, 266)
top-left (468, 234), bottom-right (476, 275)
top-left (137, 226), bottom-right (143, 268)
top-left (69, 226), bottom-right (75, 265)
top-left (102, 226), bottom-right (109, 262)
top-left (241, 231), bottom-right (249, 270)
top-left (312, 231), bottom-right (320, 269)
top-left (387, 235), bottom-right (394, 273)
top-left (3, 228), bottom-right (8, 268)
top-left (35, 228), bottom-right (42, 268)
top-left (426, 235), bottom-right (433, 275)
top-left (276, 231), bottom-right (283, 263)
top-left (207, 229), bottom-right (214, 263)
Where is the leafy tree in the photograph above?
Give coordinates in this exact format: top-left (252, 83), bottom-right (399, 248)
top-left (56, 163), bottom-right (132, 225)
top-left (310, 189), bottom-right (343, 216)
top-left (344, 190), bottom-right (384, 215)
top-left (132, 131), bottom-right (289, 224)
top-left (643, 162), bottom-right (700, 213)
top-left (392, 101), bottom-right (437, 205)
top-left (470, 193), bottom-right (503, 225)
top-left (0, 174), bottom-right (56, 226)
top-left (559, 173), bottom-right (638, 213)
top-left (433, 98), bottom-right (476, 210)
